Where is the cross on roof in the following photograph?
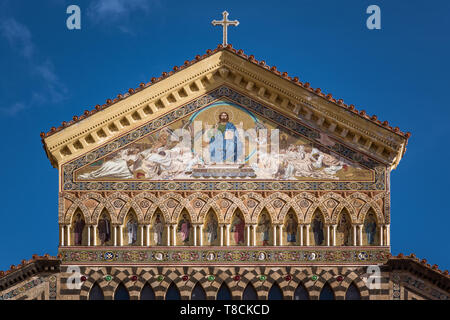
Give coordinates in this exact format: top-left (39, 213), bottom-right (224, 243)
top-left (211, 11), bottom-right (239, 46)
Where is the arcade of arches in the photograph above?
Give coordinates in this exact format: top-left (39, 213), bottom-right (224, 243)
top-left (60, 192), bottom-right (390, 248)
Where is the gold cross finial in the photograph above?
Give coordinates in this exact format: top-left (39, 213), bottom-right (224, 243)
top-left (211, 11), bottom-right (239, 46)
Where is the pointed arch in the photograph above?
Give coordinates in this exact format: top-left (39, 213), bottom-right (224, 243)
top-left (304, 202), bottom-right (329, 224)
top-left (65, 200), bottom-right (90, 225)
top-left (114, 283), bottom-right (130, 300)
top-left (158, 192), bottom-right (189, 224)
top-left (294, 283), bottom-right (310, 300)
top-left (216, 282), bottom-right (232, 300)
top-left (345, 283), bottom-right (361, 300)
top-left (191, 282), bottom-right (206, 300)
top-left (133, 192), bottom-right (160, 224)
top-left (140, 283), bottom-right (155, 300)
top-left (118, 199), bottom-right (144, 225)
top-left (88, 282), bottom-right (104, 300)
top-left (319, 283), bottom-right (335, 300)
top-left (201, 192), bottom-right (249, 224)
top-left (268, 282), bottom-right (283, 300)
top-left (242, 282), bottom-right (258, 300)
top-left (165, 282), bottom-right (181, 300)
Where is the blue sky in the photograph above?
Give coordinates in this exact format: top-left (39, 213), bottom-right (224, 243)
top-left (0, 0), bottom-right (449, 271)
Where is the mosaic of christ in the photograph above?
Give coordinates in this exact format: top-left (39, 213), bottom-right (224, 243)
top-left (75, 101), bottom-right (373, 181)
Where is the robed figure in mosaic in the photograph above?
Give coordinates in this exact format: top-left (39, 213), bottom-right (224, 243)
top-left (312, 216), bottom-right (324, 245)
top-left (153, 214), bottom-right (164, 245)
top-left (258, 214), bottom-right (271, 246)
top-left (209, 112), bottom-right (242, 163)
top-left (286, 214), bottom-right (297, 243)
top-left (206, 218), bottom-right (218, 244)
top-left (74, 214), bottom-right (85, 245)
top-left (98, 214), bottom-right (111, 245)
top-left (231, 215), bottom-right (245, 245)
top-left (127, 218), bottom-right (138, 245)
top-left (364, 214), bottom-right (377, 245)
top-left (177, 214), bottom-right (191, 244)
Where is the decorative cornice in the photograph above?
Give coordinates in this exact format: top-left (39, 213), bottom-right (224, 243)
top-left (41, 44), bottom-right (410, 169)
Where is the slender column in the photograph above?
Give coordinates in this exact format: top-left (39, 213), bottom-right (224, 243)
top-left (247, 226), bottom-right (251, 246)
top-left (172, 224), bottom-right (177, 246)
top-left (61, 226), bottom-right (65, 246)
top-left (380, 225), bottom-right (384, 246)
top-left (279, 225), bottom-right (283, 246)
top-left (386, 224), bottom-right (391, 246)
top-left (67, 225), bottom-right (71, 246)
top-left (87, 226), bottom-right (91, 246)
top-left (300, 225), bottom-right (304, 246)
top-left (252, 225), bottom-right (256, 246)
top-left (220, 225), bottom-right (224, 246)
top-left (306, 225), bottom-right (310, 246)
top-left (119, 226), bottom-right (123, 246)
top-left (326, 225), bottom-right (330, 246)
top-left (140, 226), bottom-right (144, 246)
top-left (114, 226), bottom-right (117, 246)
top-left (353, 225), bottom-right (357, 246)
top-left (332, 225), bottom-right (337, 246)
top-left (93, 226), bottom-right (97, 246)
top-left (273, 225), bottom-right (277, 246)
top-left (226, 225), bottom-right (230, 246)
top-left (200, 225), bottom-right (204, 246)
top-left (167, 225), bottom-right (171, 246)
top-left (146, 225), bottom-right (150, 246)
top-left (359, 225), bottom-right (363, 246)
top-left (194, 225), bottom-right (197, 246)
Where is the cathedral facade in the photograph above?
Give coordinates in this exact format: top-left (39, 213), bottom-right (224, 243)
top-left (1, 45), bottom-right (448, 300)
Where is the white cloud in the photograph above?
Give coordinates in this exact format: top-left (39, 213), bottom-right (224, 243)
top-left (0, 102), bottom-right (26, 116)
top-left (89, 0), bottom-right (151, 19)
top-left (0, 18), bottom-right (68, 116)
top-left (0, 18), bottom-right (34, 58)
top-left (87, 0), bottom-right (159, 33)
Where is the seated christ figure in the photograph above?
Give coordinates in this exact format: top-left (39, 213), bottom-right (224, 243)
top-left (209, 112), bottom-right (242, 164)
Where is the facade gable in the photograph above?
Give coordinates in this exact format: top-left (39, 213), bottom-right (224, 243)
top-left (42, 47), bottom-right (409, 172)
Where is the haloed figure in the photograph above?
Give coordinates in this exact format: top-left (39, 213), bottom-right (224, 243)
top-left (98, 214), bottom-right (111, 245)
top-left (312, 217), bottom-right (324, 245)
top-left (209, 112), bottom-right (242, 163)
top-left (127, 218), bottom-right (138, 245)
top-left (74, 214), bottom-right (85, 245)
top-left (258, 214), bottom-right (270, 246)
top-left (206, 218), bottom-right (218, 244)
top-left (365, 214), bottom-right (377, 245)
top-left (153, 214), bottom-right (164, 245)
top-left (177, 214), bottom-right (191, 244)
top-left (286, 214), bottom-right (297, 243)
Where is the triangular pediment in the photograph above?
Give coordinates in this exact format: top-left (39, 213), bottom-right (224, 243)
top-left (42, 47), bottom-right (408, 173)
top-left (59, 86), bottom-right (389, 192)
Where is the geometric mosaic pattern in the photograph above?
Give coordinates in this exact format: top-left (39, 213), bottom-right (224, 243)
top-left (59, 266), bottom-right (372, 300)
top-left (59, 247), bottom-right (390, 266)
